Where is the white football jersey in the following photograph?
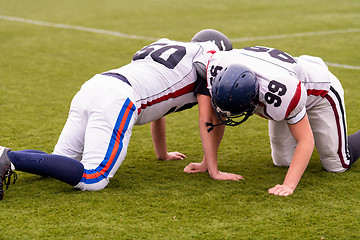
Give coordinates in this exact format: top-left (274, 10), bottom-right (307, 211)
top-left (105, 39), bottom-right (219, 125)
top-left (202, 46), bottom-right (332, 124)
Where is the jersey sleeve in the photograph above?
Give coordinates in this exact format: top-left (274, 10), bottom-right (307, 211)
top-left (258, 75), bottom-right (307, 124)
top-left (193, 74), bottom-right (210, 96)
top-left (286, 106), bottom-right (306, 124)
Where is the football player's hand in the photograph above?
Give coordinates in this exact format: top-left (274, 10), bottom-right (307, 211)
top-left (268, 184), bottom-right (294, 197)
top-left (162, 152), bottom-right (187, 161)
top-left (184, 162), bottom-right (208, 173)
top-left (211, 171), bottom-right (244, 181)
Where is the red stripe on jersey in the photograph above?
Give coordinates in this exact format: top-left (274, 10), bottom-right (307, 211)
top-left (307, 89), bottom-right (328, 97)
top-left (285, 81), bottom-right (302, 118)
top-left (137, 83), bottom-right (195, 114)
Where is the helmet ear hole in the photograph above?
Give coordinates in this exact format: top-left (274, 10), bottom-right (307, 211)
top-left (235, 83), bottom-right (239, 88)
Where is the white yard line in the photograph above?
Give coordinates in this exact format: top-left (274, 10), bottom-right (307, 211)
top-left (1, 15), bottom-right (360, 70)
top-left (231, 28), bottom-right (360, 42)
top-left (0, 15), bottom-right (158, 41)
top-left (325, 62), bottom-right (360, 70)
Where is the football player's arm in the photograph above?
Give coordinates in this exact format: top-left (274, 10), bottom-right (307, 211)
top-left (151, 117), bottom-right (187, 161)
top-left (268, 113), bottom-right (314, 196)
top-left (184, 94), bottom-right (244, 181)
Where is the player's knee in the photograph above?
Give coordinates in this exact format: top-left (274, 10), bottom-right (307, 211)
top-left (320, 155), bottom-right (348, 173)
top-left (273, 160), bottom-right (290, 167)
top-left (272, 152), bottom-right (292, 167)
top-left (322, 162), bottom-right (347, 173)
top-left (74, 178), bottom-right (110, 191)
top-left (323, 166), bottom-right (347, 173)
top-left (270, 139), bottom-right (294, 167)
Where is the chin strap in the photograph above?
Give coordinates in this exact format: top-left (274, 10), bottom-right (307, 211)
top-left (206, 122), bottom-right (225, 133)
top-left (206, 111), bottom-right (253, 133)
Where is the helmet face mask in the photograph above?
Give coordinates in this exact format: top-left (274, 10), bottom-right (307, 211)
top-left (211, 97), bottom-right (257, 126)
top-left (210, 64), bottom-right (259, 127)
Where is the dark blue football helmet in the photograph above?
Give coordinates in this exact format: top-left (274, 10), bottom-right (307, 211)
top-left (211, 64), bottom-right (259, 127)
top-left (191, 29), bottom-right (233, 51)
top-left (192, 29), bottom-right (233, 80)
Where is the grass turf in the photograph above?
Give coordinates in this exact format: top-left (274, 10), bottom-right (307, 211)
top-left (1, 0), bottom-right (360, 239)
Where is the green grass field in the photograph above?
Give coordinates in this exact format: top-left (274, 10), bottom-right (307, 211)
top-left (1, 0), bottom-right (360, 239)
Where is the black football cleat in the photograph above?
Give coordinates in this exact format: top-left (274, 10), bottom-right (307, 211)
top-left (0, 147), bottom-right (17, 200)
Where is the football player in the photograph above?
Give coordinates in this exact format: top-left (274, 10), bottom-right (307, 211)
top-left (184, 46), bottom-right (360, 196)
top-left (0, 29), bottom-right (239, 200)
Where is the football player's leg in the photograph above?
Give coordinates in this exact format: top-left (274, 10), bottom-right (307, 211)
top-left (8, 150), bottom-right (84, 186)
top-left (268, 120), bottom-right (297, 167)
top-left (75, 97), bottom-right (137, 191)
top-left (53, 90), bottom-right (88, 161)
top-left (6, 89), bottom-right (89, 186)
top-left (309, 79), bottom-right (350, 172)
top-left (73, 76), bottom-right (137, 191)
top-left (348, 130), bottom-right (360, 165)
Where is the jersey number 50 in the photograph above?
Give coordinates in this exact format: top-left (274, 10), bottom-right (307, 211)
top-left (133, 43), bottom-right (186, 69)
